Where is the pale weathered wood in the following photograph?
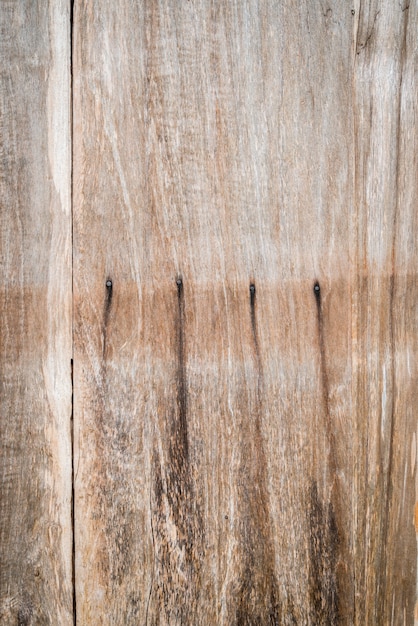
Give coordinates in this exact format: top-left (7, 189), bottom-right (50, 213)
top-left (73, 1), bottom-right (417, 624)
top-left (353, 2), bottom-right (418, 622)
top-left (0, 2), bottom-right (73, 624)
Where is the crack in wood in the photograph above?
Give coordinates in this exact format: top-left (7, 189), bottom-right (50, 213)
top-left (70, 357), bottom-right (76, 626)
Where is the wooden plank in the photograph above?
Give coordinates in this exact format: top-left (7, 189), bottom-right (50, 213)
top-left (353, 2), bottom-right (418, 622)
top-left (0, 2), bottom-right (73, 624)
top-left (73, 1), bottom-right (417, 623)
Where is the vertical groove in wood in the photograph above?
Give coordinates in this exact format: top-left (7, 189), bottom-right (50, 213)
top-left (0, 2), bottom-right (73, 624)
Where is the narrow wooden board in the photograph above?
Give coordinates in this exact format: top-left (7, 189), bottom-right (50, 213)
top-left (73, 1), bottom-right (417, 623)
top-left (0, 2), bottom-right (73, 624)
top-left (353, 2), bottom-right (418, 622)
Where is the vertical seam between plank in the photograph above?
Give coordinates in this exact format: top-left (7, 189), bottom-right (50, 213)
top-left (70, 1), bottom-right (76, 624)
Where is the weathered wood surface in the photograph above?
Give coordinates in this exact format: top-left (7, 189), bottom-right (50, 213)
top-left (0, 0), bottom-right (390, 624)
top-left (0, 1), bottom-right (73, 624)
top-left (353, 3), bottom-right (418, 622)
top-left (73, 0), bottom-right (418, 624)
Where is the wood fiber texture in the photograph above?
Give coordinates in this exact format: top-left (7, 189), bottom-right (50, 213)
top-left (73, 1), bottom-right (418, 624)
top-left (1, 0), bottom-right (417, 625)
top-left (0, 1), bottom-right (73, 624)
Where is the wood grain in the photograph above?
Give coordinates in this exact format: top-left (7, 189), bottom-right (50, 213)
top-left (0, 1), bottom-right (73, 624)
top-left (353, 1), bottom-right (418, 622)
top-left (72, 1), bottom-right (418, 624)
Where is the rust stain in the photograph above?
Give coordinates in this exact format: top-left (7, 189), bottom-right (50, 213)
top-left (414, 502), bottom-right (418, 534)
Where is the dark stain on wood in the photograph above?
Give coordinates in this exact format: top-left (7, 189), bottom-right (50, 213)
top-left (230, 282), bottom-right (281, 624)
top-left (313, 281), bottom-right (327, 394)
top-left (249, 282), bottom-right (261, 365)
top-left (234, 573), bottom-right (282, 626)
top-left (249, 281), bottom-right (261, 368)
top-left (148, 279), bottom-right (204, 623)
top-left (105, 279), bottom-right (113, 316)
top-left (285, 595), bottom-right (298, 625)
top-left (313, 280), bottom-right (329, 405)
top-left (312, 281), bottom-right (346, 621)
top-left (17, 598), bottom-right (33, 626)
top-left (102, 279), bottom-right (113, 357)
top-left (151, 449), bottom-right (202, 623)
top-left (176, 276), bottom-right (189, 460)
top-left (235, 579), bottom-right (282, 626)
top-left (313, 280), bottom-right (336, 472)
top-left (308, 480), bottom-right (340, 625)
top-left (249, 281), bottom-right (256, 309)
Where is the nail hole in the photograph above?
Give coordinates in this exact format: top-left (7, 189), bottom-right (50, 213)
top-left (249, 283), bottom-right (256, 295)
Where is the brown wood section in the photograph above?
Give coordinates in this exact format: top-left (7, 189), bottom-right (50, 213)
top-left (72, 0), bottom-right (417, 624)
top-left (0, 2), bottom-right (73, 624)
top-left (353, 2), bottom-right (418, 621)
